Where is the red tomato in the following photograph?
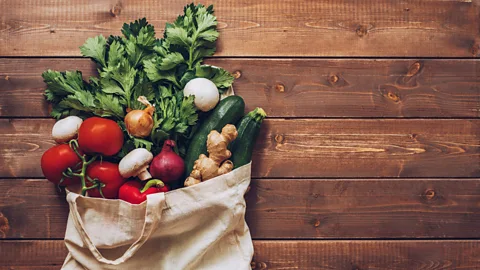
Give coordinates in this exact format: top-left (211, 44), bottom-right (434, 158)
top-left (78, 117), bottom-right (124, 156)
top-left (86, 161), bottom-right (126, 199)
top-left (41, 144), bottom-right (82, 186)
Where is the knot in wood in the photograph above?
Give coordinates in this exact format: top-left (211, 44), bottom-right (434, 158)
top-left (274, 134), bottom-right (284, 144)
top-left (314, 219), bottom-right (321, 227)
top-left (255, 262), bottom-right (267, 269)
top-left (356, 25), bottom-right (369, 37)
top-left (407, 62), bottom-right (422, 77)
top-left (424, 189), bottom-right (435, 200)
top-left (232, 70), bottom-right (242, 79)
top-left (275, 83), bottom-right (285, 93)
top-left (110, 2), bottom-right (122, 17)
top-left (472, 43), bottom-right (479, 56)
top-left (329, 74), bottom-right (339, 84)
top-left (0, 213), bottom-right (10, 238)
top-left (387, 92), bottom-right (400, 102)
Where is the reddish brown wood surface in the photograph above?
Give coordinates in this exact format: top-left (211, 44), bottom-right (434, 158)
top-left (1, 179), bottom-right (480, 240)
top-left (2, 240), bottom-right (480, 269)
top-left (1, 58), bottom-right (479, 118)
top-left (0, 0), bottom-right (479, 57)
top-left (0, 119), bottom-right (478, 179)
top-left (0, 0), bottom-right (479, 267)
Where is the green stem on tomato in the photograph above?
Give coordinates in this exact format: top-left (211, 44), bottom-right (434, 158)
top-left (84, 185), bottom-right (99, 191)
top-left (140, 179), bottom-right (165, 193)
top-left (68, 139), bottom-right (98, 196)
top-left (86, 175), bottom-right (96, 183)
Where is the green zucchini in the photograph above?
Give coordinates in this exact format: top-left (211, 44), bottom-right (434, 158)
top-left (230, 107), bottom-right (267, 168)
top-left (184, 95), bottom-right (245, 177)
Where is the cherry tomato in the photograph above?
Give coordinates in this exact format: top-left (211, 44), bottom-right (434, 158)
top-left (78, 117), bottom-right (124, 156)
top-left (86, 161), bottom-right (126, 199)
top-left (41, 144), bottom-right (82, 186)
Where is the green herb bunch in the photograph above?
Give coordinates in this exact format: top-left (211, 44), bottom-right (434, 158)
top-left (42, 3), bottom-right (235, 158)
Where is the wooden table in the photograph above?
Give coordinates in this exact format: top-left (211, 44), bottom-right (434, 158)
top-left (0, 1), bottom-right (479, 269)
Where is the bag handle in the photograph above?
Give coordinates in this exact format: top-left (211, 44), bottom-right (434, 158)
top-left (66, 192), bottom-right (165, 265)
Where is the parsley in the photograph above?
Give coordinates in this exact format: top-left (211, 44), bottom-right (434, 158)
top-left (42, 3), bottom-right (234, 158)
top-left (144, 4), bottom-right (234, 93)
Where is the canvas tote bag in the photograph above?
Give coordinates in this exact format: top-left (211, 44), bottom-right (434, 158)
top-left (61, 163), bottom-right (254, 270)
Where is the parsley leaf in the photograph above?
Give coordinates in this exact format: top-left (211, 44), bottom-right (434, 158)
top-left (195, 65), bottom-right (234, 92)
top-left (80, 35), bottom-right (107, 67)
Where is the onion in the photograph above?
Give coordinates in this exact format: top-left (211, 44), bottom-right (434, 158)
top-left (150, 140), bottom-right (185, 184)
top-left (125, 96), bottom-right (155, 138)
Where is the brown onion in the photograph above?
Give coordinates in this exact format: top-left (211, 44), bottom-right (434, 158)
top-left (125, 96), bottom-right (155, 138)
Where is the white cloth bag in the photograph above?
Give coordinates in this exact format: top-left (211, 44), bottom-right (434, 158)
top-left (61, 163), bottom-right (253, 270)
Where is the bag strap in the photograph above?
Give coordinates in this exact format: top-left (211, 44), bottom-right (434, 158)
top-left (66, 192), bottom-right (165, 265)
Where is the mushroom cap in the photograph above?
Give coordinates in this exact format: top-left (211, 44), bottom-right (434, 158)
top-left (52, 116), bottom-right (83, 143)
top-left (184, 78), bottom-right (219, 112)
top-left (119, 148), bottom-right (153, 178)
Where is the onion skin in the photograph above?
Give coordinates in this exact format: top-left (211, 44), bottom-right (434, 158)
top-left (124, 96), bottom-right (155, 138)
top-left (150, 140), bottom-right (185, 184)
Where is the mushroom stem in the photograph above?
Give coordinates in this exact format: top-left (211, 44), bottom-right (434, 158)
top-left (138, 170), bottom-right (152, 181)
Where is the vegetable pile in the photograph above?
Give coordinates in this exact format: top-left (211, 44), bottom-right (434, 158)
top-left (40, 3), bottom-right (265, 204)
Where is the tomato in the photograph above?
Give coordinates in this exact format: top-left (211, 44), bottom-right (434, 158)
top-left (78, 117), bottom-right (124, 156)
top-left (41, 144), bottom-right (82, 186)
top-left (86, 161), bottom-right (126, 199)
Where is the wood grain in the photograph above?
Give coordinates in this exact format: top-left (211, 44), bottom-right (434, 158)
top-left (1, 58), bottom-right (479, 118)
top-left (2, 240), bottom-right (480, 269)
top-left (251, 240), bottom-right (480, 270)
top-left (2, 179), bottom-right (480, 239)
top-left (0, 0), bottom-right (479, 57)
top-left (1, 119), bottom-right (478, 178)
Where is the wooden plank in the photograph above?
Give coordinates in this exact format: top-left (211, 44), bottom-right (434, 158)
top-left (252, 240), bottom-right (480, 269)
top-left (1, 58), bottom-right (479, 118)
top-left (2, 240), bottom-right (480, 269)
top-left (2, 179), bottom-right (480, 239)
top-left (0, 241), bottom-right (66, 269)
top-left (0, 0), bottom-right (478, 57)
top-left (0, 119), bottom-right (478, 178)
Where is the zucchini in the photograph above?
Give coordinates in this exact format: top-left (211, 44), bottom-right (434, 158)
top-left (184, 96), bottom-right (245, 177)
top-left (230, 108), bottom-right (267, 168)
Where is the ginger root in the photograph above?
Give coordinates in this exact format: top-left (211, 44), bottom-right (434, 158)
top-left (184, 124), bottom-right (238, 187)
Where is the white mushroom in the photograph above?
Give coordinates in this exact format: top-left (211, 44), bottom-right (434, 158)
top-left (183, 78), bottom-right (219, 112)
top-left (52, 116), bottom-right (83, 143)
top-left (119, 148), bottom-right (153, 180)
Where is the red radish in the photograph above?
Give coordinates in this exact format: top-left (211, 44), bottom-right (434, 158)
top-left (150, 140), bottom-right (185, 184)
